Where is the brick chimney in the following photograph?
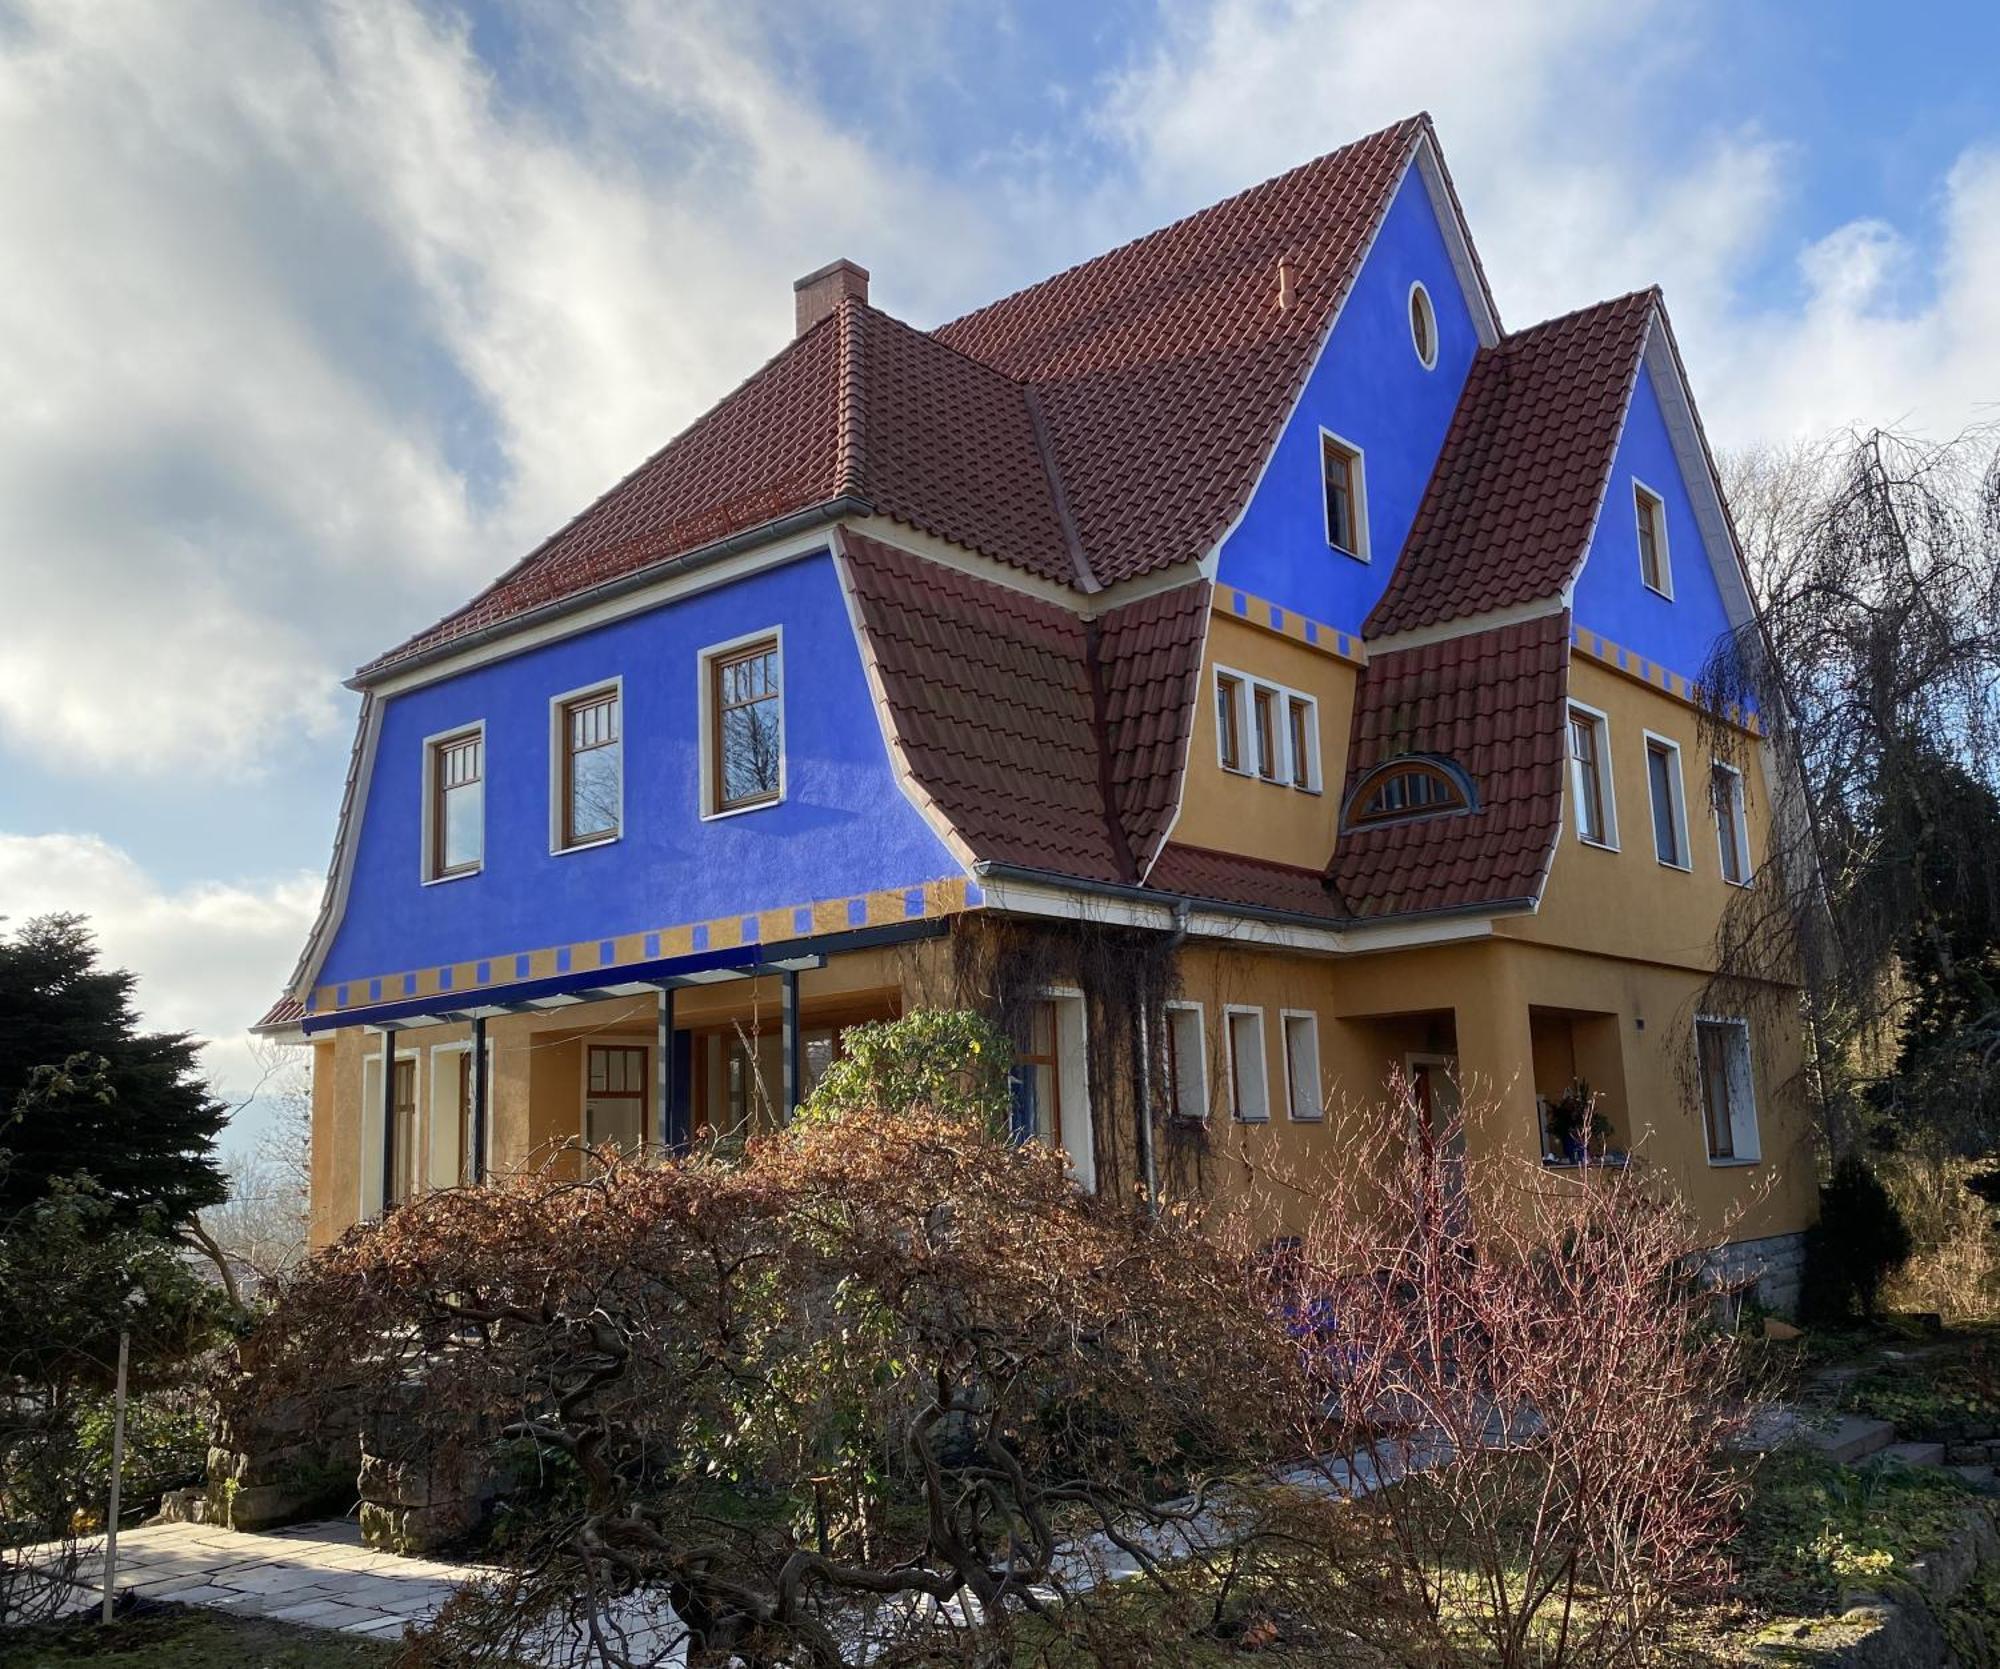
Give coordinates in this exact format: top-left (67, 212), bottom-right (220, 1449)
top-left (794, 258), bottom-right (869, 336)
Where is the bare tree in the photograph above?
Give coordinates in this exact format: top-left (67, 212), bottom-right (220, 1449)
top-left (195, 1041), bottom-right (312, 1298)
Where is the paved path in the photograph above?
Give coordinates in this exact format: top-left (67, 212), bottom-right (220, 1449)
top-left (60, 1519), bottom-right (467, 1639)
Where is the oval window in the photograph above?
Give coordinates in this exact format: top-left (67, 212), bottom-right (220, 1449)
top-left (1409, 282), bottom-right (1437, 369)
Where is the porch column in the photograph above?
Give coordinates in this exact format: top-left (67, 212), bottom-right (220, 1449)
top-left (781, 968), bottom-right (802, 1123)
top-left (379, 1028), bottom-right (397, 1213)
top-left (1450, 949), bottom-right (1542, 1164)
top-left (469, 1014), bottom-right (488, 1184)
top-left (655, 985), bottom-right (674, 1151)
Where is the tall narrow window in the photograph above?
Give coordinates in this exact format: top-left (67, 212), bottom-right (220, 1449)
top-left (1568, 707), bottom-right (1614, 847)
top-left (1282, 1011), bottom-right (1322, 1121)
top-left (1287, 695), bottom-right (1316, 790)
top-left (456, 1052), bottom-right (475, 1187)
top-left (1252, 685), bottom-right (1280, 781)
top-left (388, 1057), bottom-right (417, 1207)
top-left (429, 729), bottom-right (484, 879)
top-left (583, 1044), bottom-right (647, 1156)
top-left (1164, 1004), bottom-right (1207, 1122)
top-left (1696, 1018), bottom-right (1759, 1162)
top-left (558, 686), bottom-right (621, 848)
top-left (710, 638), bottom-right (782, 813)
top-left (1216, 673), bottom-right (1244, 772)
top-left (1645, 735), bottom-right (1688, 868)
top-left (1713, 763), bottom-right (1751, 885)
top-left (1636, 483), bottom-right (1671, 596)
top-left (1322, 434), bottom-right (1366, 559)
top-left (1226, 1008), bottom-right (1269, 1123)
top-left (1012, 1000), bottom-right (1063, 1145)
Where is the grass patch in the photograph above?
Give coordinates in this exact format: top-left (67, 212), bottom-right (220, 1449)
top-left (0, 1601), bottom-right (401, 1667)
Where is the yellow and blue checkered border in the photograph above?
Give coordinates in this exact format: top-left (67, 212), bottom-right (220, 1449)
top-left (1570, 624), bottom-right (1761, 735)
top-left (1211, 586), bottom-right (1368, 664)
top-left (309, 874), bottom-right (982, 1020)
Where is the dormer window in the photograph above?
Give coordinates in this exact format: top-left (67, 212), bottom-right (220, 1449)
top-left (1408, 282), bottom-right (1438, 369)
top-left (1321, 431), bottom-right (1369, 560)
top-left (1344, 755), bottom-right (1474, 830)
top-left (1635, 482), bottom-right (1672, 597)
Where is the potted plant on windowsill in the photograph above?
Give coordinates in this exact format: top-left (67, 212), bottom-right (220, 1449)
top-left (1544, 1080), bottom-right (1612, 1165)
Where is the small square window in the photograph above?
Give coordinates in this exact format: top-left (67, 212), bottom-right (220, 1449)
top-left (1226, 1008), bottom-right (1270, 1123)
top-left (1282, 1012), bottom-right (1322, 1121)
top-left (1635, 483), bottom-right (1672, 597)
top-left (705, 637), bottom-right (783, 815)
top-left (1321, 433), bottom-right (1368, 560)
top-left (1567, 706), bottom-right (1616, 848)
top-left (427, 728), bottom-right (484, 880)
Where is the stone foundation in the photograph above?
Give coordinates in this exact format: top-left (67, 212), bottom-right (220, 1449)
top-left (1706, 1230), bottom-right (1807, 1317)
top-left (356, 1443), bottom-right (493, 1555)
top-left (206, 1391), bottom-right (360, 1532)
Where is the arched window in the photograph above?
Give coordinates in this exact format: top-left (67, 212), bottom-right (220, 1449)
top-left (1344, 755), bottom-right (1475, 830)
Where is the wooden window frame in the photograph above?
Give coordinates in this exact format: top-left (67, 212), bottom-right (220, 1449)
top-left (1345, 756), bottom-right (1472, 829)
top-left (582, 1041), bottom-right (649, 1155)
top-left (1018, 999), bottom-right (1064, 1148)
top-left (1251, 684), bottom-right (1280, 781)
top-left (1281, 1009), bottom-right (1323, 1122)
top-left (1634, 480), bottom-right (1673, 598)
top-left (1712, 761), bottom-right (1752, 886)
top-left (423, 723), bottom-right (485, 883)
top-left (1224, 1006), bottom-right (1270, 1124)
top-left (700, 630), bottom-right (785, 819)
top-left (1567, 703), bottom-right (1618, 849)
top-left (551, 680), bottom-right (623, 852)
top-left (1320, 429), bottom-right (1370, 561)
top-left (1643, 730), bottom-right (1691, 871)
top-left (1216, 672), bottom-right (1245, 773)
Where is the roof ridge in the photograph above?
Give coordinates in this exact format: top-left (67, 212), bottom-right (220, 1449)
top-left (936, 113), bottom-right (1429, 341)
top-left (1024, 384), bottom-right (1097, 594)
top-left (835, 297), bottom-right (867, 500)
top-left (1499, 285), bottom-right (1658, 349)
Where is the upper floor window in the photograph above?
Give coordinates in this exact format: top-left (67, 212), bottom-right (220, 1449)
top-left (555, 684), bottom-right (621, 850)
top-left (1215, 668), bottom-right (1320, 791)
top-left (1568, 705), bottom-right (1616, 848)
top-left (1345, 755), bottom-right (1473, 830)
top-left (704, 635), bottom-right (783, 816)
top-left (1635, 482), bottom-right (1672, 597)
top-left (1321, 431), bottom-right (1369, 561)
top-left (1713, 762), bottom-right (1751, 885)
top-left (1408, 281), bottom-right (1438, 369)
top-left (426, 726), bottom-right (484, 880)
top-left (1644, 733), bottom-right (1690, 869)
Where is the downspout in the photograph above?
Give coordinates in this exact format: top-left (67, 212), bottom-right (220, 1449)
top-left (1136, 898), bottom-right (1193, 1219)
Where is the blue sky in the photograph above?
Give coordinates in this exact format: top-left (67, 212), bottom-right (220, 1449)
top-left (1, 0), bottom-right (1995, 1152)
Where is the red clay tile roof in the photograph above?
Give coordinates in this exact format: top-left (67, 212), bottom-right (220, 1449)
top-left (1328, 613), bottom-right (1571, 919)
top-left (938, 117), bottom-right (1430, 586)
top-left (359, 117), bottom-right (1439, 679)
top-left (1146, 842), bottom-right (1344, 921)
top-left (1366, 291), bottom-right (1655, 637)
top-left (253, 995), bottom-right (307, 1032)
top-left (839, 532), bottom-right (1207, 881)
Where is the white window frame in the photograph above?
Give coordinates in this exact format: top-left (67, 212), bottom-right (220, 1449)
top-left (420, 719), bottom-right (486, 885)
top-left (1037, 987), bottom-right (1095, 1191)
top-left (1213, 664), bottom-right (1321, 792)
top-left (1407, 280), bottom-right (1438, 370)
top-left (1634, 479), bottom-right (1673, 599)
top-left (1693, 1014), bottom-right (1761, 1166)
top-left (698, 627), bottom-right (787, 821)
top-left (359, 1038), bottom-right (423, 1220)
top-left (548, 676), bottom-right (625, 855)
top-left (1223, 1005), bottom-right (1271, 1123)
top-left (1280, 1009), bottom-right (1323, 1122)
top-left (1567, 701), bottom-right (1619, 851)
top-left (1319, 426), bottom-right (1371, 562)
top-left (1163, 1000), bottom-right (1208, 1123)
top-left (1712, 760), bottom-right (1752, 886)
top-left (428, 1040), bottom-right (495, 1190)
top-left (1641, 730), bottom-right (1691, 872)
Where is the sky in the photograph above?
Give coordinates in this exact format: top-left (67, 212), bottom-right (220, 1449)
top-left (2, 0), bottom-right (1997, 1155)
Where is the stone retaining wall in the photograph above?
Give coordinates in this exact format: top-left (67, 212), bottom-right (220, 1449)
top-left (1708, 1229), bottom-right (1807, 1316)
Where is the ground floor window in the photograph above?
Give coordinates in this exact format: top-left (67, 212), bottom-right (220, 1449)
top-left (1226, 1007), bottom-right (1270, 1122)
top-left (1163, 1003), bottom-right (1207, 1122)
top-left (1696, 1017), bottom-right (1759, 1162)
top-left (1012, 1000), bottom-right (1063, 1145)
top-left (584, 1043), bottom-right (647, 1155)
top-left (389, 1056), bottom-right (417, 1207)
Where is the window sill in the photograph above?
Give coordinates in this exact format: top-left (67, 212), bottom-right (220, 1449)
top-left (1288, 1114), bottom-right (1325, 1124)
top-left (1233, 1113), bottom-right (1271, 1125)
top-left (1542, 1154), bottom-right (1630, 1170)
top-left (553, 833), bottom-right (621, 856)
top-left (701, 794), bottom-right (785, 823)
top-left (1577, 836), bottom-right (1619, 853)
top-left (423, 866), bottom-right (482, 887)
top-left (1328, 543), bottom-right (1370, 564)
top-left (1708, 1156), bottom-right (1761, 1169)
top-left (1642, 580), bottom-right (1674, 601)
top-left (1655, 857), bottom-right (1692, 873)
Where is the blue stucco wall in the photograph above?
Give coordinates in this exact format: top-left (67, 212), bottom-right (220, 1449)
top-left (1217, 165), bottom-right (1478, 629)
top-left (317, 551), bottom-right (961, 984)
top-left (1570, 364), bottom-right (1739, 683)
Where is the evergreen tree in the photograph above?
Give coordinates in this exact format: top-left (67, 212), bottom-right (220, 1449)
top-left (0, 913), bottom-right (227, 1226)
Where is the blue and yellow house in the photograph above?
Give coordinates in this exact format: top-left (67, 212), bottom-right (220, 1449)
top-left (259, 115), bottom-right (1814, 1300)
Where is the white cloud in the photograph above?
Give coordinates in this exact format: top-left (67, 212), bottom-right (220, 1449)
top-left (0, 833), bottom-right (319, 1126)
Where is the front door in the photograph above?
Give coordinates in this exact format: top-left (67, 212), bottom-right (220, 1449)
top-left (583, 1044), bottom-right (648, 1159)
top-left (1406, 1053), bottom-right (1466, 1221)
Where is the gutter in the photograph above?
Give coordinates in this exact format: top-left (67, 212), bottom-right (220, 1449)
top-left (348, 496), bottom-right (875, 691)
top-left (971, 859), bottom-right (1531, 943)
